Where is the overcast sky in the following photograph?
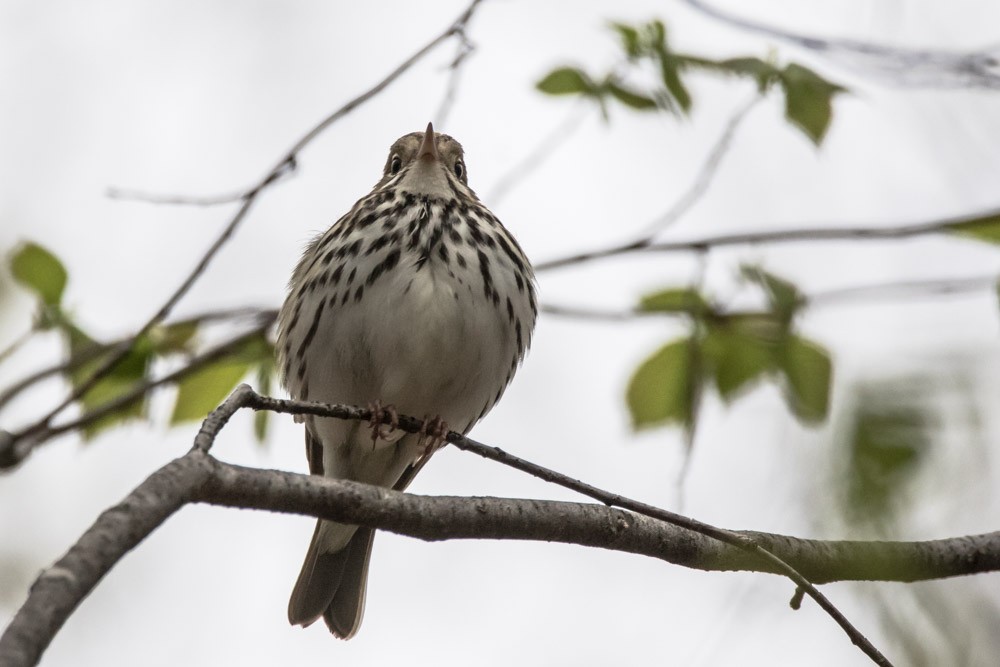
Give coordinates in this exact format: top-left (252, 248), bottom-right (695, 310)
top-left (3, 2), bottom-right (1000, 665)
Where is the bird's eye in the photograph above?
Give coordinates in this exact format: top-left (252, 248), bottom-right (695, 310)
top-left (389, 155), bottom-right (402, 175)
top-left (454, 161), bottom-right (464, 179)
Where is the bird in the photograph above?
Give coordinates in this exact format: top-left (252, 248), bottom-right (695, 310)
top-left (275, 123), bottom-right (537, 639)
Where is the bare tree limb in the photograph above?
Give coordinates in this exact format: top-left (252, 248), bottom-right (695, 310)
top-left (241, 386), bottom-right (892, 665)
top-left (12, 386), bottom-right (1000, 664)
top-left (12, 385), bottom-right (1000, 665)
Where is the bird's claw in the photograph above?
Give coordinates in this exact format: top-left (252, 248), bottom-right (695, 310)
top-left (367, 399), bottom-right (399, 448)
top-left (417, 415), bottom-right (449, 461)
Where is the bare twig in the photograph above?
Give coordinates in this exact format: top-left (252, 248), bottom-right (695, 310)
top-left (539, 273), bottom-right (1000, 322)
top-left (535, 206), bottom-right (1000, 272)
top-left (0, 307), bottom-right (276, 415)
top-left (5, 0), bottom-right (486, 463)
top-left (0, 323), bottom-right (272, 468)
top-left (105, 186), bottom-right (255, 207)
top-left (0, 327), bottom-right (36, 367)
top-left (633, 94), bottom-right (762, 240)
top-left (680, 0), bottom-right (1000, 89)
top-left (486, 102), bottom-right (591, 205)
top-left (434, 25), bottom-right (477, 128)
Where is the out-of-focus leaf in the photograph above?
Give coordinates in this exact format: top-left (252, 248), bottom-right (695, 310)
top-left (626, 338), bottom-right (694, 429)
top-left (702, 322), bottom-right (779, 400)
top-left (69, 336), bottom-right (154, 439)
top-left (779, 335), bottom-right (832, 423)
top-left (170, 333), bottom-right (273, 424)
top-left (536, 67), bottom-right (596, 96)
top-left (253, 360), bottom-right (274, 443)
top-left (605, 82), bottom-right (658, 110)
top-left (843, 389), bottom-right (930, 526)
top-left (947, 212), bottom-right (1000, 244)
top-left (10, 242), bottom-right (67, 307)
top-left (779, 63), bottom-right (846, 146)
top-left (151, 321), bottom-right (198, 354)
top-left (171, 357), bottom-right (253, 424)
top-left (741, 265), bottom-right (803, 323)
top-left (655, 48), bottom-right (692, 113)
top-left (637, 287), bottom-right (708, 314)
top-left (717, 57), bottom-right (779, 91)
top-left (609, 22), bottom-right (641, 58)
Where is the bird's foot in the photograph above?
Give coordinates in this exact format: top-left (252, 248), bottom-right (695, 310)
top-left (367, 399), bottom-right (399, 448)
top-left (416, 415), bottom-right (449, 461)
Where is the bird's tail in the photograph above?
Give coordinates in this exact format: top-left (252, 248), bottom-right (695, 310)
top-left (287, 521), bottom-right (376, 639)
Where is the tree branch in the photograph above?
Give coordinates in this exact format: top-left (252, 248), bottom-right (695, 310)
top-left (14, 385), bottom-right (1000, 664)
top-left (680, 0), bottom-right (1000, 89)
top-left (534, 207), bottom-right (1000, 272)
top-left (9, 408), bottom-right (998, 666)
top-left (540, 273), bottom-right (1000, 321)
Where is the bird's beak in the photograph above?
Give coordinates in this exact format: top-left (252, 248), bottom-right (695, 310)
top-left (417, 122), bottom-right (439, 163)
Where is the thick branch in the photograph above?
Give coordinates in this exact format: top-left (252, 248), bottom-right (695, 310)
top-left (6, 443), bottom-right (1000, 666)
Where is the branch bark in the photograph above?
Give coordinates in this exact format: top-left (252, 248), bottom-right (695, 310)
top-left (10, 386), bottom-right (1000, 666)
top-left (4, 444), bottom-right (999, 667)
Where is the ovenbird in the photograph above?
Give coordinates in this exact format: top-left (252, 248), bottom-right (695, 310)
top-left (276, 123), bottom-right (536, 638)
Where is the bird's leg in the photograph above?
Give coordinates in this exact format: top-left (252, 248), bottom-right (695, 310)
top-left (367, 399), bottom-right (399, 448)
top-left (416, 415), bottom-right (449, 461)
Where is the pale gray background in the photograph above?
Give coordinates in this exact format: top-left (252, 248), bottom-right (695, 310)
top-left (3, 1), bottom-right (1000, 665)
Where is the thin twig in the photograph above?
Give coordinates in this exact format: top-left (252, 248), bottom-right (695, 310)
top-left (105, 186), bottom-right (254, 207)
top-left (633, 94), bottom-right (762, 240)
top-left (486, 102), bottom-right (591, 205)
top-left (0, 327), bottom-right (36, 368)
top-left (0, 307), bottom-right (276, 414)
top-left (434, 26), bottom-right (476, 128)
top-left (680, 0), bottom-right (1000, 89)
top-left (0, 324), bottom-right (271, 468)
top-left (534, 206), bottom-right (1000, 272)
top-left (539, 273), bottom-right (1000, 322)
top-left (244, 388), bottom-right (892, 666)
top-left (6, 0), bottom-right (486, 461)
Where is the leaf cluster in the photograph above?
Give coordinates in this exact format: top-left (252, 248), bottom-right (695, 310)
top-left (537, 19), bottom-right (847, 145)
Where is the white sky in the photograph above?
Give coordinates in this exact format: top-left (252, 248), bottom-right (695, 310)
top-left (3, 1), bottom-right (1000, 665)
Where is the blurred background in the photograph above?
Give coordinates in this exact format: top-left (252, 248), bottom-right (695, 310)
top-left (2, 1), bottom-right (1000, 665)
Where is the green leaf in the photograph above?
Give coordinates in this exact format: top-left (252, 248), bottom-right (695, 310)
top-left (779, 63), bottom-right (846, 146)
top-left (701, 323), bottom-right (779, 401)
top-left (604, 81), bottom-right (658, 110)
top-left (151, 320), bottom-right (199, 354)
top-left (843, 389), bottom-right (930, 525)
top-left (637, 288), bottom-right (708, 314)
top-left (655, 48), bottom-right (692, 113)
top-left (171, 357), bottom-right (253, 424)
top-left (10, 242), bottom-right (68, 307)
top-left (741, 265), bottom-right (803, 323)
top-left (779, 335), bottom-right (832, 423)
top-left (69, 338), bottom-right (154, 439)
top-left (947, 212), bottom-right (1000, 244)
top-left (536, 67), bottom-right (596, 96)
top-left (717, 57), bottom-right (780, 91)
top-left (609, 22), bottom-right (641, 58)
top-left (253, 360), bottom-right (274, 443)
top-left (626, 338), bottom-right (694, 429)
